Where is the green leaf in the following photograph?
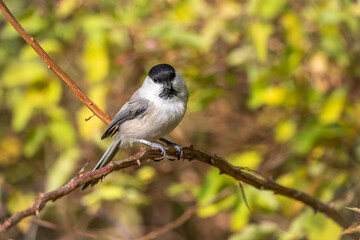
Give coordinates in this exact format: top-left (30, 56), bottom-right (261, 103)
top-left (230, 222), bottom-right (278, 240)
top-left (247, 0), bottom-right (287, 20)
top-left (197, 194), bottom-right (236, 218)
top-left (167, 182), bottom-right (198, 197)
top-left (247, 67), bottom-right (270, 109)
top-left (45, 148), bottom-right (80, 191)
top-left (1, 9), bottom-right (45, 40)
top-left (304, 210), bottom-right (342, 240)
top-left (149, 24), bottom-right (204, 51)
top-left (188, 87), bottom-right (223, 112)
top-left (292, 126), bottom-right (325, 154)
top-left (280, 209), bottom-right (342, 240)
top-left (24, 126), bottom-right (47, 157)
top-left (197, 169), bottom-right (224, 205)
top-left (12, 96), bottom-right (34, 132)
top-left (254, 190), bottom-right (280, 212)
top-left (115, 0), bottom-right (151, 26)
top-left (47, 109), bottom-right (77, 148)
top-left (2, 60), bottom-right (47, 88)
top-left (231, 196), bottom-right (251, 231)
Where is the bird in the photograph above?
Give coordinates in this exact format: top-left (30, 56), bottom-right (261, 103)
top-left (82, 63), bottom-right (189, 190)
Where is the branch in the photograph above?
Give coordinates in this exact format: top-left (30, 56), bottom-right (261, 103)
top-left (0, 148), bottom-right (157, 233)
top-left (189, 148), bottom-right (349, 228)
top-left (0, 146), bottom-right (350, 233)
top-left (0, 0), bottom-right (111, 125)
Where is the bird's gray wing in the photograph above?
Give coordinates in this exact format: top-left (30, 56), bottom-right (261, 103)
top-left (101, 93), bottom-right (149, 139)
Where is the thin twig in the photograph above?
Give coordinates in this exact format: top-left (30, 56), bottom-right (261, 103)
top-left (137, 186), bottom-right (238, 240)
top-left (136, 207), bottom-right (197, 240)
top-left (32, 187), bottom-right (237, 240)
top-left (238, 182), bottom-right (250, 211)
top-left (31, 218), bottom-right (119, 240)
top-left (0, 0), bottom-right (111, 125)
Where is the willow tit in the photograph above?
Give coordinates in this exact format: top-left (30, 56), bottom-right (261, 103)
top-left (82, 64), bottom-right (189, 190)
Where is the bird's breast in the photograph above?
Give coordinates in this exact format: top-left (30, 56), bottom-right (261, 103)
top-left (119, 98), bottom-right (186, 144)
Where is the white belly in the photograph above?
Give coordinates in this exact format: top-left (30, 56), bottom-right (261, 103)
top-left (118, 98), bottom-right (186, 147)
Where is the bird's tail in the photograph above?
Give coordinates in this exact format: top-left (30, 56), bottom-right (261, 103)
top-left (81, 138), bottom-right (121, 191)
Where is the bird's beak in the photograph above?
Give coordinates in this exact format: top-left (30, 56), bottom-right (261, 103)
top-left (164, 81), bottom-right (172, 89)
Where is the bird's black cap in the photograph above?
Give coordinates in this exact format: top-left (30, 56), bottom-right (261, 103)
top-left (148, 64), bottom-right (176, 83)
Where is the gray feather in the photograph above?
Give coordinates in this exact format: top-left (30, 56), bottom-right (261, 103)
top-left (81, 137), bottom-right (121, 190)
top-left (82, 94), bottom-right (149, 190)
top-left (102, 93), bottom-right (149, 139)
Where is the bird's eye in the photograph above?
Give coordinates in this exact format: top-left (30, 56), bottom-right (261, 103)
top-left (153, 78), bottom-right (158, 83)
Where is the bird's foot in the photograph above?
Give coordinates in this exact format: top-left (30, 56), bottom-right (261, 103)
top-left (137, 139), bottom-right (167, 161)
top-left (159, 138), bottom-right (183, 160)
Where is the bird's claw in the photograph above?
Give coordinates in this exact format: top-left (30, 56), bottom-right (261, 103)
top-left (160, 146), bottom-right (166, 159)
top-left (139, 139), bottom-right (183, 162)
top-left (159, 138), bottom-right (183, 160)
top-left (166, 155), bottom-right (177, 161)
top-left (153, 144), bottom-right (167, 162)
top-left (174, 145), bottom-right (183, 159)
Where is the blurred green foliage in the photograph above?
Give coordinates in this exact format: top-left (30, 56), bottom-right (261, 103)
top-left (1, 0), bottom-right (360, 239)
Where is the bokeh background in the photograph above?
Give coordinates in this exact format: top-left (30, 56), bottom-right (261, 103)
top-left (1, 0), bottom-right (360, 239)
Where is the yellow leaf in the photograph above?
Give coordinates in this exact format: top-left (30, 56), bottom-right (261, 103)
top-left (82, 35), bottom-right (109, 82)
top-left (7, 190), bottom-right (35, 233)
top-left (249, 22), bottom-right (272, 62)
top-left (56, 0), bottom-right (78, 18)
top-left (231, 200), bottom-right (251, 231)
top-left (228, 151), bottom-right (262, 169)
top-left (0, 135), bottom-right (22, 166)
top-left (262, 86), bottom-right (287, 105)
top-left (319, 88), bottom-right (347, 124)
top-left (77, 85), bottom-right (107, 140)
top-left (275, 120), bottom-right (297, 142)
top-left (136, 166), bottom-right (156, 183)
top-left (281, 12), bottom-right (304, 49)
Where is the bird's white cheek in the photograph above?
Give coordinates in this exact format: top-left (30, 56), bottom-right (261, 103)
top-left (140, 82), bottom-right (163, 101)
